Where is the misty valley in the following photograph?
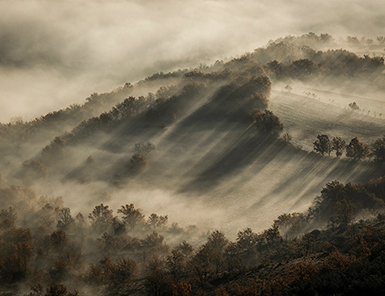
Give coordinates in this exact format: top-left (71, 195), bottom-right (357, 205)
top-left (1, 33), bottom-right (385, 295)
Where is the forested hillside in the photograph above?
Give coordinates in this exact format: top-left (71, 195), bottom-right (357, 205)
top-left (1, 33), bottom-right (385, 295)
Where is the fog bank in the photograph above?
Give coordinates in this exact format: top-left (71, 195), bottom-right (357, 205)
top-left (1, 0), bottom-right (385, 122)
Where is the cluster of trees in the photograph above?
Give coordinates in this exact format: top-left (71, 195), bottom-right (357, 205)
top-left (272, 176), bottom-right (385, 240)
top-left (2, 32), bottom-right (385, 295)
top-left (204, 75), bottom-right (271, 122)
top-left (266, 58), bottom-right (321, 80)
top-left (128, 142), bottom-right (155, 175)
top-left (4, 32), bottom-right (385, 181)
top-left (2, 176), bottom-right (385, 295)
top-left (313, 134), bottom-right (385, 161)
top-left (71, 94), bottom-right (156, 141)
top-left (35, 94), bottom-right (157, 168)
top-left (146, 81), bottom-right (208, 125)
top-left (264, 52), bottom-right (385, 81)
top-left (0, 83), bottom-right (134, 156)
top-left (60, 141), bottom-right (156, 186)
top-left (35, 63), bottom-right (274, 176)
top-left (346, 35), bottom-right (385, 46)
top-left (29, 72), bottom-right (277, 186)
top-left (18, 34), bottom-right (385, 186)
top-left (146, 61), bottom-right (272, 126)
top-left (268, 32), bottom-right (385, 48)
top-left (268, 32), bottom-right (334, 48)
top-left (250, 109), bottom-right (283, 136)
top-left (0, 189), bottom-right (183, 294)
top-left (251, 35), bottom-right (385, 83)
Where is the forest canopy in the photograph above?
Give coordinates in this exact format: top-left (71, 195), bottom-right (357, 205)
top-left (0, 32), bottom-right (385, 295)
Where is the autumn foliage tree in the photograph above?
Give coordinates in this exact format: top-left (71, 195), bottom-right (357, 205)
top-left (250, 109), bottom-right (283, 135)
top-left (346, 137), bottom-right (371, 160)
top-left (334, 200), bottom-right (355, 229)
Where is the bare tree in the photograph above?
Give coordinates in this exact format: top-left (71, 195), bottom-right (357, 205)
top-left (133, 142), bottom-right (155, 156)
top-left (57, 208), bottom-right (74, 230)
top-left (282, 132), bottom-right (292, 144)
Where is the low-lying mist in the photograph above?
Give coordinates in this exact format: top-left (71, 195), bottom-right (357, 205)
top-left (2, 11), bottom-right (385, 291)
top-left (1, 0), bottom-right (385, 122)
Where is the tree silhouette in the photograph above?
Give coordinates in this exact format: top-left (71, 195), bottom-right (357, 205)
top-left (334, 200), bottom-right (355, 229)
top-left (109, 257), bottom-right (137, 291)
top-left (117, 204), bottom-right (145, 231)
top-left (50, 230), bottom-right (69, 252)
top-left (235, 228), bottom-right (260, 264)
top-left (371, 136), bottom-right (385, 162)
top-left (348, 102), bottom-right (360, 111)
top-left (166, 249), bottom-right (185, 280)
top-left (57, 208), bottom-right (74, 230)
top-left (313, 134), bottom-right (330, 156)
top-left (129, 154), bottom-right (148, 174)
top-left (89, 204), bottom-right (114, 233)
top-left (346, 137), bottom-right (370, 160)
top-left (133, 142), bottom-right (155, 157)
top-left (331, 137), bottom-right (346, 157)
top-left (250, 109), bottom-right (283, 135)
top-left (282, 132), bottom-right (292, 144)
top-left (147, 213), bottom-right (168, 230)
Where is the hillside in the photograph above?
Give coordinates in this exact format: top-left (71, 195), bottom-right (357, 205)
top-left (0, 33), bottom-right (385, 295)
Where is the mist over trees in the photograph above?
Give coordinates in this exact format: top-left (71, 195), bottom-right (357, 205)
top-left (0, 32), bottom-right (385, 295)
top-left (1, 176), bottom-right (385, 295)
top-left (312, 134), bottom-right (385, 162)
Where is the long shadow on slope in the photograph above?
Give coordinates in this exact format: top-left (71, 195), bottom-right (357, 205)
top-left (178, 132), bottom-right (286, 194)
top-left (286, 159), bottom-right (385, 211)
top-left (92, 77), bottom-right (265, 158)
top-left (251, 153), bottom-right (385, 211)
top-left (98, 114), bottom-right (165, 154)
top-left (272, 93), bottom-right (385, 139)
top-left (62, 91), bottom-right (243, 183)
top-left (98, 86), bottom-right (225, 154)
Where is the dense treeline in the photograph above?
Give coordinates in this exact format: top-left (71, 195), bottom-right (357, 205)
top-left (9, 32), bottom-right (385, 179)
top-left (3, 32), bottom-right (383, 154)
top-left (33, 59), bottom-right (275, 175)
top-left (0, 32), bottom-right (384, 295)
top-left (247, 33), bottom-right (385, 86)
top-left (262, 48), bottom-right (384, 81)
top-left (1, 176), bottom-right (385, 295)
top-left (270, 32), bottom-right (385, 48)
top-left (35, 33), bottom-right (385, 165)
top-left (0, 83), bottom-right (135, 165)
top-left (313, 134), bottom-right (385, 162)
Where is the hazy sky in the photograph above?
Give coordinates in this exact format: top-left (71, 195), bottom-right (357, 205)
top-left (0, 0), bottom-right (384, 123)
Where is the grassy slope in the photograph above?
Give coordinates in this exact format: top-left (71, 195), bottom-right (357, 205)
top-left (32, 83), bottom-right (385, 236)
